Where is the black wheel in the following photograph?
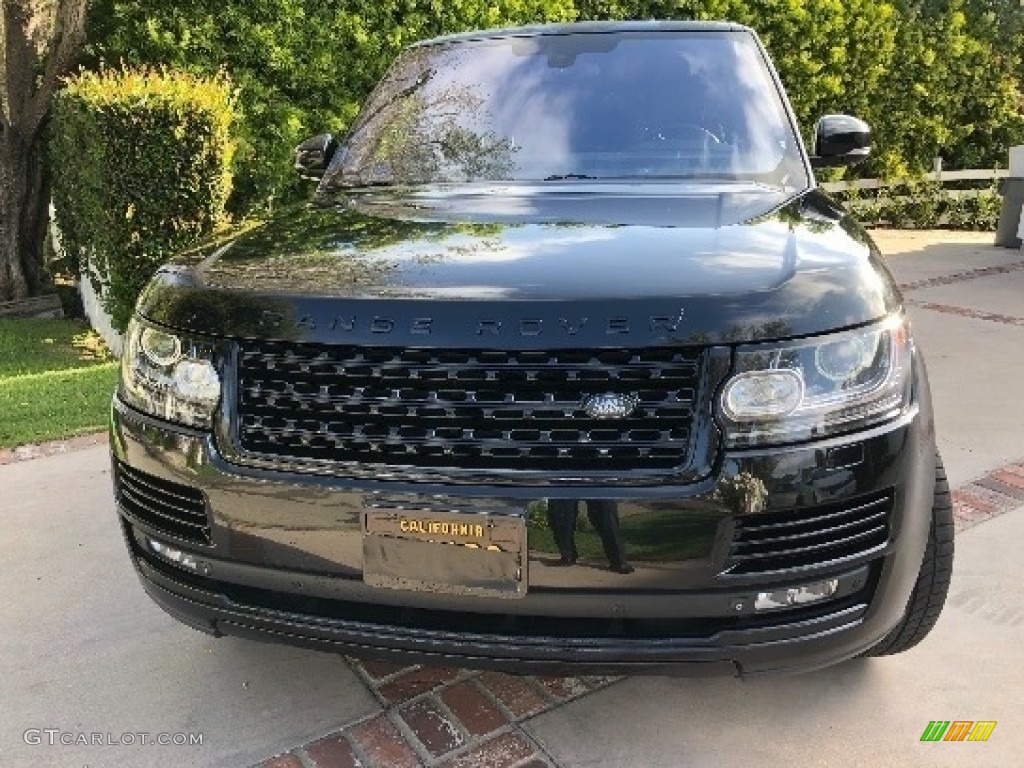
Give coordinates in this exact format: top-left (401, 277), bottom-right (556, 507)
top-left (863, 452), bottom-right (954, 656)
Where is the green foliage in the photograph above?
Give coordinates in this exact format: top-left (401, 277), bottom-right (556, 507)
top-left (835, 179), bottom-right (1003, 230)
top-left (51, 68), bottom-right (237, 331)
top-left (576, 1), bottom-right (899, 157)
top-left (81, 1), bottom-right (1024, 225)
top-left (577, 0), bottom-right (1024, 180)
top-left (867, 1), bottom-right (1024, 177)
top-left (85, 1), bottom-right (577, 212)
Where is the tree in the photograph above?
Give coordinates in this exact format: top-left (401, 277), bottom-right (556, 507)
top-left (0, 0), bottom-right (86, 302)
top-left (86, 1), bottom-right (576, 214)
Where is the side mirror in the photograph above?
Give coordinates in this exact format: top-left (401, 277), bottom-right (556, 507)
top-left (810, 115), bottom-right (871, 168)
top-left (293, 133), bottom-right (339, 180)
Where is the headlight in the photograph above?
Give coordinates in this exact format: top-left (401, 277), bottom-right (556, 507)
top-left (718, 314), bottom-right (913, 447)
top-left (120, 317), bottom-right (222, 429)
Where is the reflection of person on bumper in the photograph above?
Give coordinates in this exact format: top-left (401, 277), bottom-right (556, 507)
top-left (546, 499), bottom-right (634, 574)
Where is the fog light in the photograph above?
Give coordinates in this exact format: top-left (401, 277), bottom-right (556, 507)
top-left (148, 538), bottom-right (199, 571)
top-left (755, 579), bottom-right (839, 611)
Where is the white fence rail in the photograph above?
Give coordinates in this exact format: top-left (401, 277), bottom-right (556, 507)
top-left (821, 168), bottom-right (1006, 194)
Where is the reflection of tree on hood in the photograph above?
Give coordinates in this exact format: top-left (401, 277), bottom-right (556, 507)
top-left (175, 204), bottom-right (506, 294)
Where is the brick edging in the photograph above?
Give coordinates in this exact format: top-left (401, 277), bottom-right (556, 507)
top-left (952, 461), bottom-right (1024, 532)
top-left (0, 431), bottom-right (108, 465)
top-left (905, 300), bottom-right (1024, 327)
top-left (897, 260), bottom-right (1024, 292)
top-left (895, 260), bottom-right (1024, 327)
top-left (259, 663), bottom-right (618, 768)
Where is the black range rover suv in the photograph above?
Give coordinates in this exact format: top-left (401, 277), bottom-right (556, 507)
top-left (111, 21), bottom-right (953, 676)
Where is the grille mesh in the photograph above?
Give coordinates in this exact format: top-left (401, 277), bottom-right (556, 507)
top-left (725, 492), bottom-right (893, 576)
top-left (115, 461), bottom-right (210, 545)
top-left (234, 342), bottom-right (703, 473)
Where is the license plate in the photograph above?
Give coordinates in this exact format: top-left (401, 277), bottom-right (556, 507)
top-left (362, 510), bottom-right (526, 598)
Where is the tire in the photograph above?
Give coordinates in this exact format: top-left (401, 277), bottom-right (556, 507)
top-left (863, 452), bottom-right (955, 656)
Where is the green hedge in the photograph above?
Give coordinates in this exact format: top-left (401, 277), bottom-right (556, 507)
top-left (577, 0), bottom-right (1024, 181)
top-left (81, 2), bottom-right (1022, 222)
top-left (51, 68), bottom-right (237, 331)
top-left (86, 1), bottom-right (576, 212)
top-left (835, 179), bottom-right (1003, 231)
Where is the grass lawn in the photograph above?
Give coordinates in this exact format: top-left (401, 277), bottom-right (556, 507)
top-left (0, 318), bottom-right (118, 448)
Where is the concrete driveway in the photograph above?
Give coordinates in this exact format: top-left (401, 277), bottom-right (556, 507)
top-left (1, 230), bottom-right (1022, 767)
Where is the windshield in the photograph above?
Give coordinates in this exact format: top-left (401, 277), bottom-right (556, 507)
top-left (323, 30), bottom-right (809, 190)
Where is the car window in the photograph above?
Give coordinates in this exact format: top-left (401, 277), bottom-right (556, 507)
top-left (325, 31), bottom-right (809, 190)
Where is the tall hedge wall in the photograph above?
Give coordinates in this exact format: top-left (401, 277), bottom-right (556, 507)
top-left (51, 69), bottom-right (237, 331)
top-left (85, 0), bottom-right (1024, 212)
top-left (86, 0), bottom-right (576, 212)
top-left (578, 0), bottom-right (1024, 179)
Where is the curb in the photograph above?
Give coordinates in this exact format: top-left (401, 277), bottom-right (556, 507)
top-left (0, 431), bottom-right (108, 465)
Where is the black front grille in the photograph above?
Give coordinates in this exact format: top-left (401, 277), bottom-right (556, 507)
top-left (115, 461), bottom-right (210, 545)
top-left (234, 342), bottom-right (703, 474)
top-left (724, 492), bottom-right (893, 576)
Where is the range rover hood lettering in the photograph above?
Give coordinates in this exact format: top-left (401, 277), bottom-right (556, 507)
top-left (136, 186), bottom-right (901, 347)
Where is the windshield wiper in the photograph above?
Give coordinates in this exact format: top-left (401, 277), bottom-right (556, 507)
top-left (323, 179), bottom-right (399, 192)
top-left (541, 173), bottom-right (601, 181)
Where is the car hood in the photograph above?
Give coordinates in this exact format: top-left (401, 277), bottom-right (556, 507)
top-left (138, 182), bottom-right (901, 347)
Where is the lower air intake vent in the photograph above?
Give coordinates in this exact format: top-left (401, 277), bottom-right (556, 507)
top-left (725, 491), bottom-right (893, 576)
top-left (115, 461), bottom-right (210, 545)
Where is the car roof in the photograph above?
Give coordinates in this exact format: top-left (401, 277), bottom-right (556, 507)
top-left (409, 20), bottom-right (752, 49)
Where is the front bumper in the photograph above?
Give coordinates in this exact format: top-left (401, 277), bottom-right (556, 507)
top-left (110, 392), bottom-right (936, 676)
